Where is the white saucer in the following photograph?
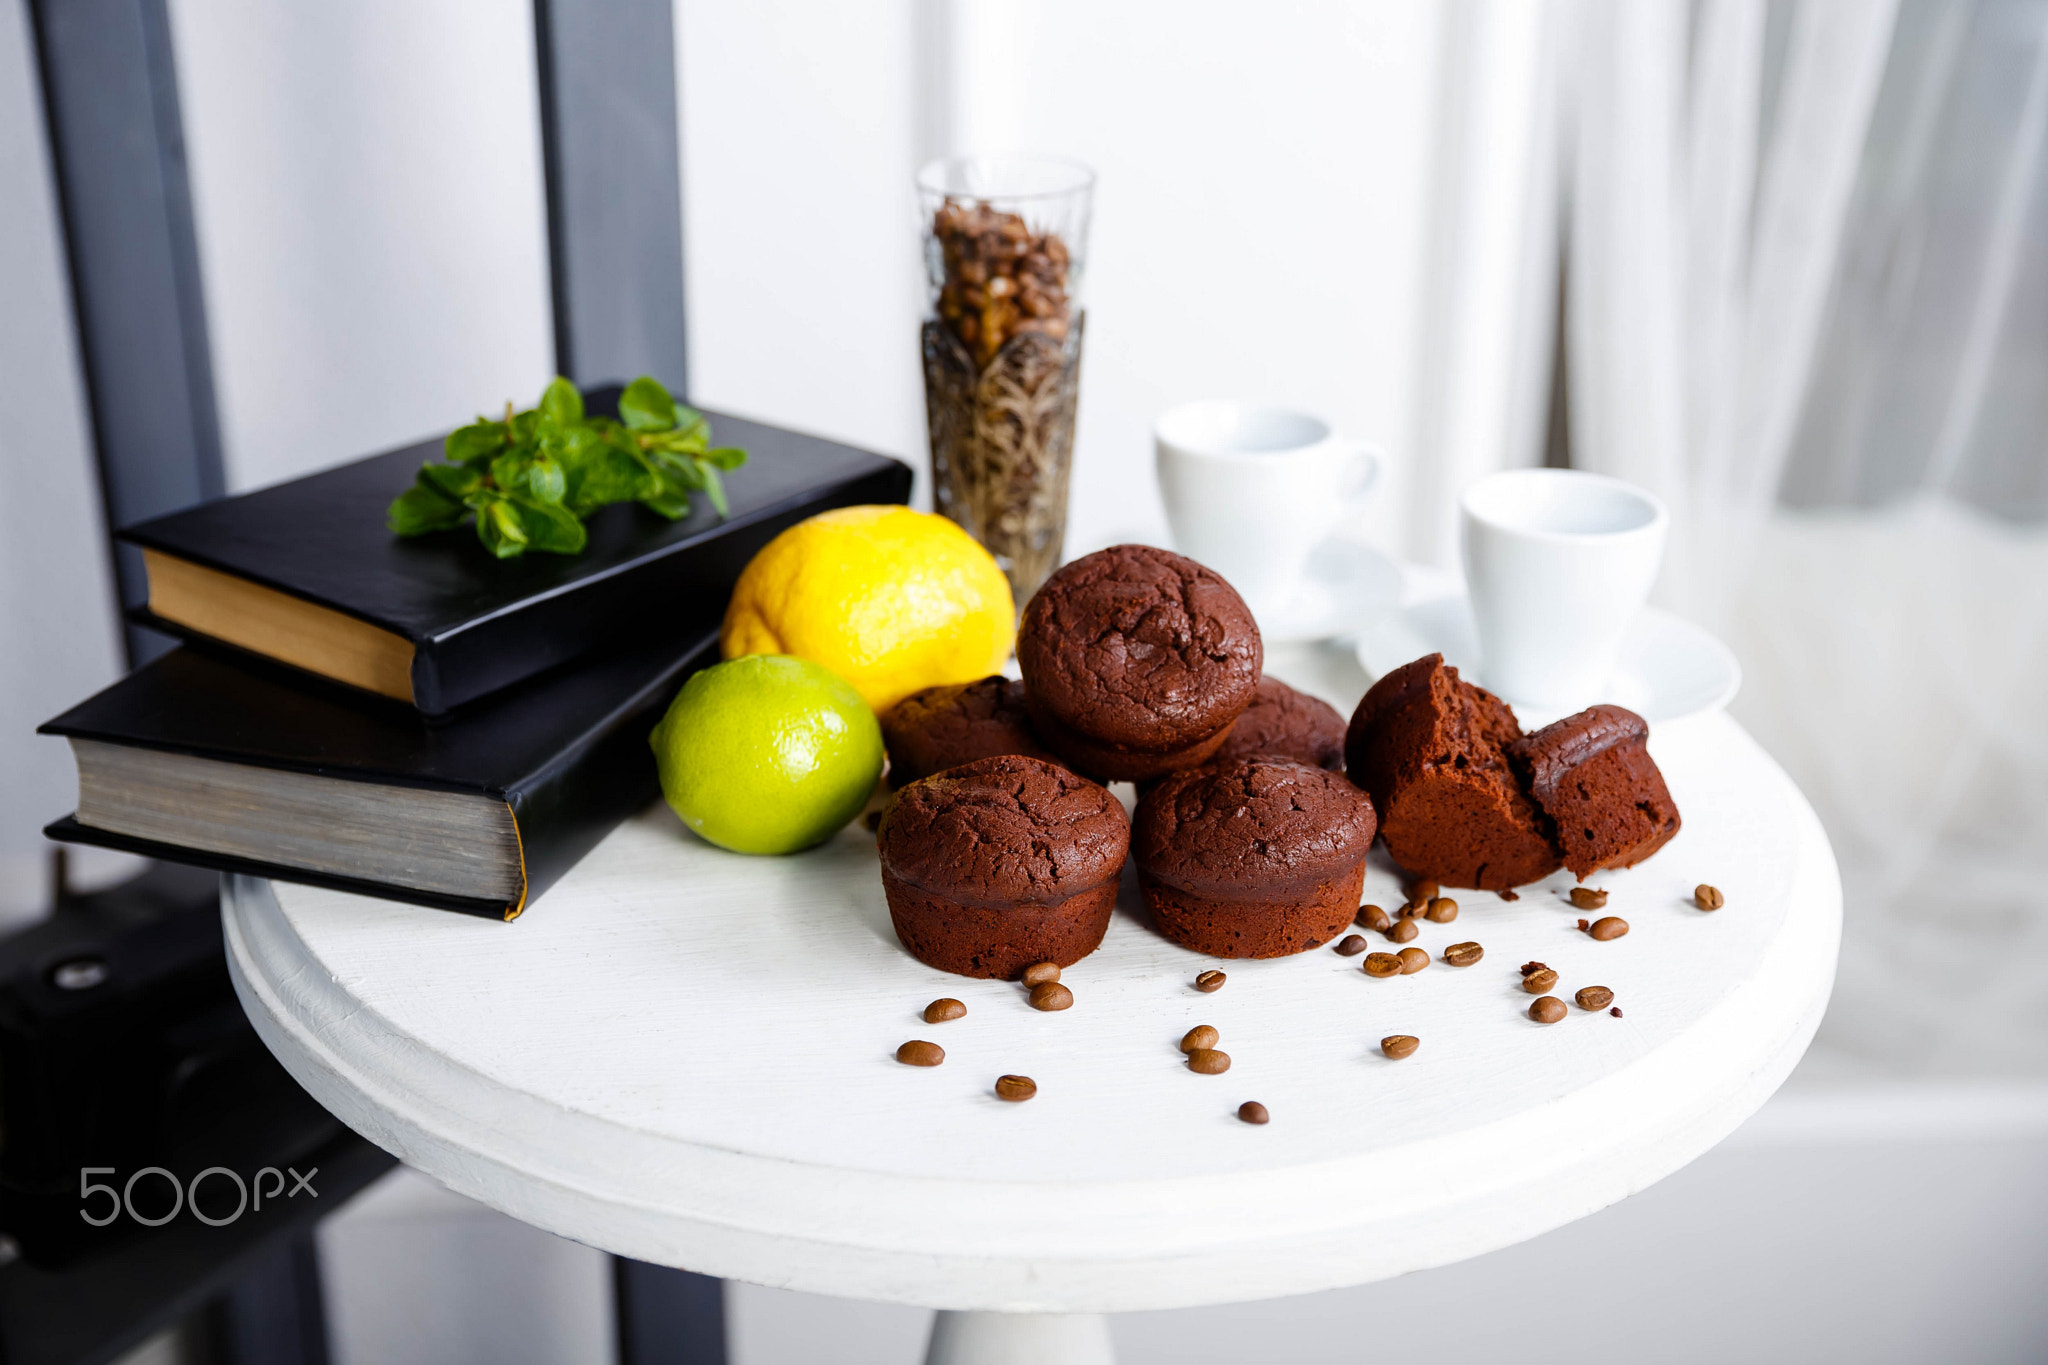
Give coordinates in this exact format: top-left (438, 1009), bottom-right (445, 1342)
top-left (1255, 539), bottom-right (1403, 644)
top-left (1354, 593), bottom-right (1741, 727)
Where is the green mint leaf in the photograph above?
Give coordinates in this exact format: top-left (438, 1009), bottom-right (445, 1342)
top-left (526, 455), bottom-right (566, 504)
top-left (674, 406), bottom-right (709, 443)
top-left (445, 419), bottom-right (508, 464)
top-left (698, 462), bottom-right (729, 517)
top-left (388, 481), bottom-right (466, 536)
top-left (537, 376), bottom-right (583, 429)
top-left (618, 376), bottom-right (679, 431)
top-left (701, 445), bottom-right (748, 470)
top-left (477, 497), bottom-right (530, 558)
top-left (640, 486), bottom-right (693, 520)
top-left (512, 496), bottom-right (587, 553)
top-left (420, 462), bottom-right (483, 499)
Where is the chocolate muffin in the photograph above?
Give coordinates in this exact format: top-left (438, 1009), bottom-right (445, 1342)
top-left (1133, 759), bottom-right (1377, 958)
top-left (878, 755), bottom-right (1129, 979)
top-left (1507, 704), bottom-right (1681, 879)
top-left (880, 676), bottom-right (1060, 787)
top-left (1017, 545), bottom-right (1262, 781)
top-left (1345, 653), bottom-right (1560, 891)
top-left (1209, 676), bottom-right (1347, 771)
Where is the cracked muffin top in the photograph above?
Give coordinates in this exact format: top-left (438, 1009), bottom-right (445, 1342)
top-left (1016, 545), bottom-right (1262, 750)
top-left (878, 755), bottom-right (1129, 906)
top-left (1133, 758), bottom-right (1377, 899)
top-left (1209, 676), bottom-right (1347, 771)
top-left (880, 676), bottom-right (1061, 787)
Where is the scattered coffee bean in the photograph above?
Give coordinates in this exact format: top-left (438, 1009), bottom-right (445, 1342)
top-left (1238, 1100), bottom-right (1270, 1125)
top-left (1523, 967), bottom-right (1559, 993)
top-left (1187, 1048), bottom-right (1232, 1075)
top-left (1406, 879), bottom-right (1440, 908)
top-left (1385, 918), bottom-right (1419, 944)
top-left (1195, 970), bottom-right (1227, 993)
top-left (1181, 1024), bottom-right (1220, 1053)
top-left (1363, 952), bottom-right (1405, 978)
top-left (1442, 941), bottom-right (1484, 967)
top-left (1022, 961), bottom-right (1061, 987)
top-left (1028, 981), bottom-right (1074, 1011)
top-left (1357, 904), bottom-right (1392, 932)
top-left (1695, 884), bottom-right (1725, 911)
top-left (923, 998), bottom-right (967, 1023)
top-left (1335, 933), bottom-right (1369, 956)
top-left (1575, 985), bottom-right (1615, 1011)
top-left (1529, 996), bottom-right (1567, 1023)
top-left (1499, 889), bottom-right (1520, 901)
top-left (1589, 916), bottom-right (1629, 941)
top-left (994, 1074), bottom-right (1036, 1101)
top-left (1569, 887), bottom-right (1608, 910)
top-left (896, 1040), bottom-right (944, 1066)
top-left (1520, 960), bottom-right (1548, 976)
top-left (1426, 896), bottom-right (1459, 923)
top-left (1381, 1034), bottom-right (1420, 1060)
top-left (1576, 918), bottom-right (1590, 931)
top-left (1610, 1006), bottom-right (1624, 1018)
top-left (1397, 946), bottom-right (1430, 974)
top-left (1401, 900), bottom-right (1426, 919)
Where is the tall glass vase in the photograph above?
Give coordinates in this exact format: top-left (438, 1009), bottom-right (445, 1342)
top-left (917, 155), bottom-right (1094, 610)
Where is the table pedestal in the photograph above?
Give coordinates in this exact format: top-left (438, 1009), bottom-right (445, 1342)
top-left (924, 1310), bottom-right (1114, 1365)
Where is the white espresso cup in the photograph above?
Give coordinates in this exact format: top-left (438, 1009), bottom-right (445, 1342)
top-left (1155, 401), bottom-right (1381, 619)
top-left (1460, 468), bottom-right (1667, 707)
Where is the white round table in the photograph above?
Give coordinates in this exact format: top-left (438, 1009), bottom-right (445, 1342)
top-left (223, 701), bottom-right (1838, 1365)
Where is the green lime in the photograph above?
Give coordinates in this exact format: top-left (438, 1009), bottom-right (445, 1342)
top-left (650, 654), bottom-right (883, 855)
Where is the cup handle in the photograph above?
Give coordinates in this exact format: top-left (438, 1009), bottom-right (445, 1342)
top-left (1338, 440), bottom-right (1382, 509)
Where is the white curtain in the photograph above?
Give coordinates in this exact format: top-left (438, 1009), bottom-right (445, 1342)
top-left (1562, 0), bottom-right (2048, 1077)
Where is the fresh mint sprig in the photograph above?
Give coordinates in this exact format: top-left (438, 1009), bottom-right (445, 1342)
top-left (387, 376), bottom-right (747, 558)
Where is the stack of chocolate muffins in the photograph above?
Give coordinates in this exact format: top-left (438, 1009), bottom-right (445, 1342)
top-left (874, 545), bottom-right (1682, 981)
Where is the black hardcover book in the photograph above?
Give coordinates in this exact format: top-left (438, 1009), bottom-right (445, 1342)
top-left (40, 631), bottom-right (720, 920)
top-left (121, 387), bottom-right (910, 714)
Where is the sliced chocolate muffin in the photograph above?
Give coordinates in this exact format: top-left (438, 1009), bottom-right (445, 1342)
top-left (1344, 653), bottom-right (1560, 891)
top-left (1210, 676), bottom-right (1347, 771)
top-left (1507, 704), bottom-right (1680, 879)
top-left (1133, 759), bottom-right (1377, 958)
top-left (878, 755), bottom-right (1128, 979)
top-left (1017, 545), bottom-right (1262, 781)
top-left (880, 676), bottom-right (1060, 787)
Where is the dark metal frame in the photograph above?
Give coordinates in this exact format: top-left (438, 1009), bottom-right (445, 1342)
top-left (21, 0), bottom-right (722, 1359)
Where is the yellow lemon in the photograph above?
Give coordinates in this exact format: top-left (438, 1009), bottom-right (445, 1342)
top-left (721, 506), bottom-right (1014, 714)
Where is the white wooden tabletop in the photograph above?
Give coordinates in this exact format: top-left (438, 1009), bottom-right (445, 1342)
top-left (223, 646), bottom-right (1839, 1314)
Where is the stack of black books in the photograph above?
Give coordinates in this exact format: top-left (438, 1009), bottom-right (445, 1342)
top-left (40, 388), bottom-right (909, 919)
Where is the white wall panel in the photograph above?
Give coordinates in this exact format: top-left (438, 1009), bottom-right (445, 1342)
top-left (169, 0), bottom-right (554, 494)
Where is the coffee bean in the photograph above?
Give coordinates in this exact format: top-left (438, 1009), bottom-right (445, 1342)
top-left (1181, 1024), bottom-right (1219, 1053)
top-left (896, 1040), bottom-right (944, 1066)
top-left (1529, 996), bottom-right (1567, 1023)
top-left (1238, 1100), bottom-right (1270, 1124)
top-left (1385, 918), bottom-right (1419, 944)
top-left (1610, 1006), bottom-right (1624, 1017)
top-left (1695, 884), bottom-right (1725, 911)
top-left (1381, 1034), bottom-right (1419, 1060)
top-left (1575, 985), bottom-right (1615, 1011)
top-left (1401, 901), bottom-right (1424, 919)
top-left (1335, 933), bottom-right (1369, 956)
top-left (923, 998), bottom-right (966, 1023)
top-left (1195, 970), bottom-right (1227, 993)
top-left (1405, 879), bottom-right (1439, 908)
top-left (1577, 918), bottom-right (1590, 931)
top-left (1363, 952), bottom-right (1405, 978)
top-left (1028, 981), bottom-right (1074, 1011)
top-left (994, 1074), bottom-right (1036, 1101)
top-left (1442, 941), bottom-right (1484, 967)
top-left (1397, 946), bottom-right (1430, 974)
top-left (1022, 961), bottom-right (1061, 987)
top-left (1426, 896), bottom-right (1459, 923)
top-left (1523, 967), bottom-right (1559, 993)
top-left (1357, 904), bottom-right (1392, 932)
top-left (1589, 916), bottom-right (1629, 941)
top-left (1520, 960), bottom-right (1548, 976)
top-left (1569, 887), bottom-right (1608, 910)
top-left (1187, 1048), bottom-right (1231, 1075)
top-left (1499, 889), bottom-right (1520, 901)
